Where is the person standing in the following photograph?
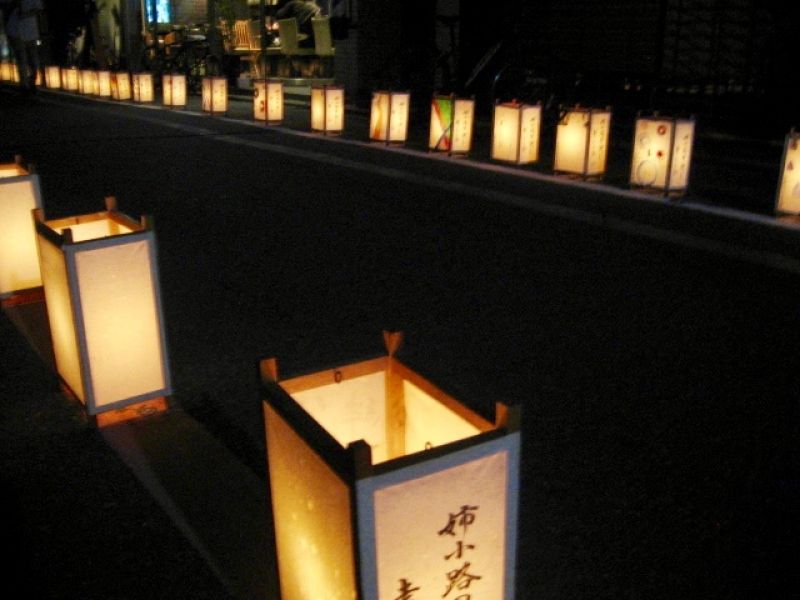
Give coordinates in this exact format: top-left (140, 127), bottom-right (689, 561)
top-left (2, 0), bottom-right (44, 93)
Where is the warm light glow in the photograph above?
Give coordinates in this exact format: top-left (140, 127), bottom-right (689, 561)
top-left (370, 91), bottom-right (410, 144)
top-left (112, 72), bottom-right (131, 101)
top-left (162, 73), bottom-right (187, 107)
top-left (79, 69), bottom-right (97, 95)
top-left (45, 65), bottom-right (61, 89)
top-left (554, 107), bottom-right (611, 177)
top-left (630, 116), bottom-right (695, 193)
top-left (776, 131), bottom-right (800, 215)
top-left (202, 76), bottom-right (228, 114)
top-left (0, 164), bottom-right (42, 296)
top-left (310, 86), bottom-right (345, 134)
top-left (0, 61), bottom-right (13, 81)
top-left (253, 80), bottom-right (284, 123)
top-left (35, 206), bottom-right (171, 414)
top-left (96, 70), bottom-right (112, 97)
top-left (61, 67), bottom-right (79, 92)
top-left (491, 102), bottom-right (541, 164)
top-left (132, 72), bottom-right (154, 103)
top-left (429, 95), bottom-right (475, 155)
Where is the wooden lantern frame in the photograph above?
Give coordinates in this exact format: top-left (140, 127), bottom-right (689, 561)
top-left (629, 112), bottom-right (695, 197)
top-left (491, 101), bottom-right (542, 165)
top-left (775, 129), bottom-right (800, 216)
top-left (429, 94), bottom-right (475, 157)
top-left (553, 105), bottom-right (612, 179)
top-left (310, 85), bottom-right (345, 135)
top-left (202, 76), bottom-right (228, 115)
top-left (261, 331), bottom-right (520, 600)
top-left (253, 79), bottom-right (284, 125)
top-left (369, 90), bottom-right (411, 145)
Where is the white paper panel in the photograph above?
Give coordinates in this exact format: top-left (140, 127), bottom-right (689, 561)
top-left (253, 80), bottom-right (267, 120)
top-left (311, 88), bottom-right (325, 131)
top-left (404, 380), bottom-right (480, 454)
top-left (325, 88), bottom-right (344, 131)
top-left (554, 111), bottom-right (589, 173)
top-left (777, 135), bottom-right (800, 214)
top-left (429, 97), bottom-right (450, 150)
top-left (388, 93), bottom-right (409, 142)
top-left (586, 111), bottom-right (610, 175)
top-left (519, 104), bottom-right (541, 164)
top-left (630, 118), bottom-right (674, 187)
top-left (0, 178), bottom-right (42, 295)
top-left (451, 99), bottom-right (474, 154)
top-left (492, 104), bottom-right (520, 163)
top-left (75, 239), bottom-right (166, 407)
top-left (669, 120), bottom-right (694, 190)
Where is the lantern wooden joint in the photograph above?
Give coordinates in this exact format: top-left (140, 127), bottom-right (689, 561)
top-left (260, 357), bottom-right (279, 383)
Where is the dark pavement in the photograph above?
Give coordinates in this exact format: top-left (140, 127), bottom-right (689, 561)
top-left (1, 85), bottom-right (799, 600)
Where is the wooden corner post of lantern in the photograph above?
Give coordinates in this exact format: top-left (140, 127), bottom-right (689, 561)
top-left (253, 79), bottom-right (284, 124)
top-left (0, 155), bottom-right (44, 305)
top-left (370, 91), bottom-right (411, 145)
top-left (429, 94), bottom-right (475, 157)
top-left (491, 100), bottom-right (542, 165)
top-left (629, 112), bottom-right (695, 197)
top-left (775, 129), bottom-right (800, 218)
top-left (202, 76), bottom-right (228, 115)
top-left (554, 105), bottom-right (612, 179)
top-left (311, 85), bottom-right (345, 135)
top-left (33, 197), bottom-right (172, 426)
top-left (260, 331), bottom-right (521, 600)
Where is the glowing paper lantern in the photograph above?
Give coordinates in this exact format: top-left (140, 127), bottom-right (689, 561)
top-left (775, 129), bottom-right (800, 215)
top-left (0, 156), bottom-right (42, 298)
top-left (45, 65), bottom-right (61, 89)
top-left (162, 73), bottom-right (187, 108)
top-left (96, 70), bottom-right (112, 97)
top-left (202, 76), bottom-right (228, 114)
top-left (554, 106), bottom-right (611, 178)
top-left (79, 69), bottom-right (97, 95)
top-left (429, 94), bottom-right (475, 156)
top-left (253, 79), bottom-right (284, 124)
top-left (61, 67), bottom-right (79, 92)
top-left (491, 101), bottom-right (542, 164)
top-left (310, 85), bottom-right (345, 134)
top-left (132, 72), bottom-right (154, 103)
top-left (370, 91), bottom-right (410, 144)
top-left (261, 331), bottom-right (520, 600)
top-left (0, 60), bottom-right (14, 81)
top-left (34, 197), bottom-right (172, 421)
top-left (629, 114), bottom-right (695, 195)
top-left (111, 71), bottom-right (131, 101)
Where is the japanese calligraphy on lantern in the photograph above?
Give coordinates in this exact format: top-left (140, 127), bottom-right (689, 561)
top-left (630, 116), bottom-right (695, 193)
top-left (554, 107), bottom-right (611, 177)
top-left (253, 80), bottom-right (284, 123)
top-left (776, 131), bottom-right (800, 215)
top-left (492, 103), bottom-right (541, 164)
top-left (370, 91), bottom-right (410, 144)
top-left (202, 77), bottom-right (227, 114)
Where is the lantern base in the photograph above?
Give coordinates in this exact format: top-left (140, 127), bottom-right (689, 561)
top-left (554, 170), bottom-right (605, 182)
top-left (0, 285), bottom-right (44, 307)
top-left (96, 397), bottom-right (170, 427)
top-left (777, 213), bottom-right (800, 223)
top-left (630, 184), bottom-right (688, 199)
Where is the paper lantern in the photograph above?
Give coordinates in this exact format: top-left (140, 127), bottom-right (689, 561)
top-left (96, 70), bottom-right (112, 97)
top-left (111, 71), bottom-right (131, 101)
top-left (202, 76), bottom-right (228, 114)
top-left (0, 156), bottom-right (42, 299)
top-left (775, 129), bottom-right (800, 215)
top-left (253, 79), bottom-right (284, 124)
top-left (310, 85), bottom-right (345, 135)
top-left (44, 65), bottom-right (61, 89)
top-left (61, 67), bottom-right (79, 92)
top-left (491, 101), bottom-right (542, 164)
top-left (162, 73), bottom-right (187, 108)
top-left (554, 106), bottom-right (611, 178)
top-left (261, 331), bottom-right (520, 600)
top-left (0, 61), bottom-right (11, 81)
top-left (33, 197), bottom-right (172, 421)
top-left (429, 94), bottom-right (475, 156)
top-left (370, 91), bottom-right (410, 145)
top-left (132, 72), bottom-right (154, 103)
top-left (79, 69), bottom-right (98, 95)
top-left (629, 114), bottom-right (695, 195)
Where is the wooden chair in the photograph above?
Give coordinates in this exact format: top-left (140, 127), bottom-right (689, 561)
top-left (311, 16), bottom-right (335, 57)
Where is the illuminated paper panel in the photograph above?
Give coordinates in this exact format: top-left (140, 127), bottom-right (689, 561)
top-left (311, 86), bottom-right (345, 134)
top-left (96, 70), bottom-right (112, 97)
top-left (0, 61), bottom-right (13, 81)
top-left (253, 80), bottom-right (284, 123)
top-left (45, 65), bottom-right (61, 89)
top-left (163, 73), bottom-right (187, 107)
top-left (112, 72), bottom-right (131, 100)
top-left (669, 120), bottom-right (695, 191)
top-left (776, 132), bottom-right (800, 214)
top-left (35, 206), bottom-right (171, 414)
top-left (79, 69), bottom-right (94, 95)
top-left (555, 107), bottom-right (611, 177)
top-left (61, 68), bottom-right (79, 91)
top-left (0, 165), bottom-right (43, 296)
top-left (132, 73), bottom-right (154, 103)
top-left (492, 103), bottom-right (541, 164)
top-left (630, 117), bottom-right (694, 193)
top-left (429, 96), bottom-right (474, 154)
top-left (370, 91), bottom-right (410, 144)
top-left (202, 77), bottom-right (228, 114)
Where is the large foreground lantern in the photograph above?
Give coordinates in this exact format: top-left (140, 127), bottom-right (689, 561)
top-left (44, 65), bottom-right (61, 89)
top-left (491, 101), bottom-right (542, 164)
top-left (61, 67), bottom-right (79, 92)
top-left (0, 156), bottom-right (42, 299)
top-left (429, 94), bottom-right (475, 156)
top-left (253, 79), bottom-right (284, 124)
top-left (554, 106), bottom-right (611, 178)
top-left (111, 71), bottom-right (131, 100)
top-left (162, 73), bottom-right (187, 107)
top-left (132, 72), bottom-right (154, 103)
top-left (34, 197), bottom-right (172, 422)
top-left (629, 113), bottom-right (695, 195)
top-left (202, 76), bottom-right (228, 114)
top-left (261, 331), bottom-right (520, 600)
top-left (775, 129), bottom-right (800, 215)
top-left (310, 85), bottom-right (345, 134)
top-left (370, 90), bottom-right (410, 145)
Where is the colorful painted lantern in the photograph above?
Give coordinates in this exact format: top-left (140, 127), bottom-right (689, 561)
top-left (370, 91), bottom-right (410, 145)
top-left (429, 94), bottom-right (475, 156)
top-left (630, 114), bottom-right (695, 195)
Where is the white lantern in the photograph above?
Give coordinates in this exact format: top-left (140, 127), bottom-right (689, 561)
top-left (202, 76), bottom-right (228, 114)
top-left (310, 85), bottom-right (345, 134)
top-left (162, 73), bottom-right (187, 108)
top-left (491, 101), bottom-right (542, 164)
top-left (429, 95), bottom-right (475, 156)
top-left (0, 156), bottom-right (43, 300)
top-left (630, 114), bottom-right (695, 195)
top-left (34, 197), bottom-right (172, 424)
top-left (0, 60), bottom-right (13, 81)
top-left (132, 72), bottom-right (154, 103)
top-left (253, 79), bottom-right (284, 124)
top-left (554, 106), bottom-right (611, 178)
top-left (96, 70), bottom-right (112, 97)
top-left (79, 69), bottom-right (97, 95)
top-left (111, 72), bottom-right (131, 101)
top-left (775, 129), bottom-right (800, 215)
top-left (44, 65), bottom-right (61, 89)
top-left (261, 331), bottom-right (520, 600)
top-left (370, 91), bottom-right (410, 145)
top-left (61, 67), bottom-right (79, 92)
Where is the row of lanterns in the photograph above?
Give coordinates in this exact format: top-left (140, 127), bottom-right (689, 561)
top-left (2, 153), bottom-right (521, 599)
top-left (6, 62), bottom-right (800, 211)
